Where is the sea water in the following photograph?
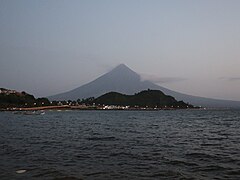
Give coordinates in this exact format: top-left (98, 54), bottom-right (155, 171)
top-left (0, 109), bottom-right (240, 179)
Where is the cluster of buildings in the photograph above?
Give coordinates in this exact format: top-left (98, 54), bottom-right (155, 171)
top-left (0, 88), bottom-right (18, 95)
top-left (102, 105), bottom-right (130, 110)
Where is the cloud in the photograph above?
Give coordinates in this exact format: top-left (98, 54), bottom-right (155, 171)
top-left (140, 74), bottom-right (187, 84)
top-left (219, 77), bottom-right (240, 81)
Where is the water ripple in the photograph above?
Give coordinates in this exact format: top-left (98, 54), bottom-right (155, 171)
top-left (0, 110), bottom-right (240, 179)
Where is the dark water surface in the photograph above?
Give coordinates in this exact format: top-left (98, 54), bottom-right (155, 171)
top-left (0, 109), bottom-right (240, 180)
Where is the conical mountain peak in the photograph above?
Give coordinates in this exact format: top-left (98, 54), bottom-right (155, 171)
top-left (108, 64), bottom-right (139, 77)
top-left (111, 63), bottom-right (133, 71)
top-left (114, 63), bottom-right (129, 70)
top-left (48, 64), bottom-right (240, 108)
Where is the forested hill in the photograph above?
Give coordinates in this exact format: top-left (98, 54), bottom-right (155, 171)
top-left (0, 88), bottom-right (50, 108)
top-left (94, 90), bottom-right (193, 108)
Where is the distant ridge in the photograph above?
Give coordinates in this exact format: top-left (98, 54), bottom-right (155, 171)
top-left (49, 64), bottom-right (240, 108)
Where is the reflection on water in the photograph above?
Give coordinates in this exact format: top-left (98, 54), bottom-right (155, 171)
top-left (0, 109), bottom-right (240, 179)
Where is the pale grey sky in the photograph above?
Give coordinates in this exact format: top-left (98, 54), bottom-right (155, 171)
top-left (0, 0), bottom-right (240, 100)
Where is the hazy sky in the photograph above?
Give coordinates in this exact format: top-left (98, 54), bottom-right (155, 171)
top-left (1, 0), bottom-right (240, 100)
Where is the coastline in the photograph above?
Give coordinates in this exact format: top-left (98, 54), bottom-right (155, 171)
top-left (1, 105), bottom-right (199, 111)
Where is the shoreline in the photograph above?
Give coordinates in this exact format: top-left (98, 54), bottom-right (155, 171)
top-left (0, 105), bottom-right (199, 111)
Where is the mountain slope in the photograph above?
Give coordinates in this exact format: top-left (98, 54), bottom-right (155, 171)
top-left (49, 64), bottom-right (240, 108)
top-left (49, 64), bottom-right (155, 100)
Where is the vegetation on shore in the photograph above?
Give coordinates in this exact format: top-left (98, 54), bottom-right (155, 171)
top-left (0, 88), bottom-right (194, 110)
top-left (0, 88), bottom-right (50, 109)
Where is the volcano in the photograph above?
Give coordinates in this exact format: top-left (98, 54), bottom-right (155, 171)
top-left (49, 64), bottom-right (240, 108)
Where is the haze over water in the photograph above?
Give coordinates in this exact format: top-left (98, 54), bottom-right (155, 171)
top-left (1, 110), bottom-right (240, 179)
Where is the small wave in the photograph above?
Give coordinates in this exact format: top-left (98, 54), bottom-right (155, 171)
top-left (227, 169), bottom-right (240, 175)
top-left (54, 176), bottom-right (82, 180)
top-left (207, 137), bottom-right (228, 141)
top-left (167, 159), bottom-right (198, 167)
top-left (200, 143), bottom-right (221, 147)
top-left (191, 165), bottom-right (226, 173)
top-left (109, 152), bottom-right (132, 157)
top-left (87, 136), bottom-right (117, 141)
top-left (185, 152), bottom-right (217, 160)
top-left (83, 171), bottom-right (108, 177)
top-left (32, 169), bottom-right (64, 178)
top-left (143, 170), bottom-right (185, 178)
top-left (128, 116), bottom-right (137, 119)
